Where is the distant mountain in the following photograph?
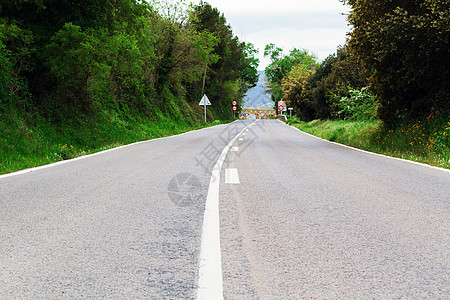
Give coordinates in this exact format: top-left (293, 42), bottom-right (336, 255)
top-left (243, 71), bottom-right (274, 109)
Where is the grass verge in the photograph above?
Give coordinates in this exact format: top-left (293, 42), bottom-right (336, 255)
top-left (287, 116), bottom-right (450, 169)
top-left (0, 109), bottom-right (234, 175)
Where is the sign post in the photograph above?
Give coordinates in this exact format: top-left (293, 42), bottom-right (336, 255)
top-left (199, 94), bottom-right (211, 122)
top-left (278, 100), bottom-right (285, 115)
top-left (232, 100), bottom-right (237, 118)
top-left (288, 107), bottom-right (293, 119)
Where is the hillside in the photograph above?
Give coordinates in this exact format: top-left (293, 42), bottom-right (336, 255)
top-left (0, 2), bottom-right (259, 175)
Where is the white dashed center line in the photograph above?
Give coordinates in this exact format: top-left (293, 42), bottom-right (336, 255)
top-left (225, 168), bottom-right (240, 184)
top-left (197, 121), bottom-right (255, 299)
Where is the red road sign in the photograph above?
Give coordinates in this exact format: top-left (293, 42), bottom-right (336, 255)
top-left (278, 105), bottom-right (284, 111)
top-left (232, 106), bottom-right (237, 111)
top-left (232, 100), bottom-right (237, 106)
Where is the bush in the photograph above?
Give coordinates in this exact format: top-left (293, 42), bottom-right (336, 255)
top-left (332, 87), bottom-right (378, 121)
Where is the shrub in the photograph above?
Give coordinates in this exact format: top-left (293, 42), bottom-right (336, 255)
top-left (332, 87), bottom-right (378, 121)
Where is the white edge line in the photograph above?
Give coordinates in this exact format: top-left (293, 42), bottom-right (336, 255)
top-left (197, 121), bottom-right (255, 300)
top-left (0, 122), bottom-right (236, 180)
top-left (280, 120), bottom-right (450, 173)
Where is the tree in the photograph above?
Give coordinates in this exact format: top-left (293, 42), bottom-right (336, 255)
top-left (0, 0), bottom-right (151, 112)
top-left (264, 44), bottom-right (318, 102)
top-left (190, 2), bottom-right (257, 119)
top-left (0, 23), bottom-right (33, 108)
top-left (323, 46), bottom-right (369, 117)
top-left (281, 64), bottom-right (314, 120)
top-left (342, 0), bottom-right (450, 123)
top-left (305, 49), bottom-right (346, 119)
top-left (44, 24), bottom-right (111, 115)
top-left (0, 0), bottom-right (251, 124)
top-left (241, 43), bottom-right (259, 88)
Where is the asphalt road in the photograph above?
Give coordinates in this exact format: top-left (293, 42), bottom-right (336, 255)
top-left (1, 120), bottom-right (449, 298)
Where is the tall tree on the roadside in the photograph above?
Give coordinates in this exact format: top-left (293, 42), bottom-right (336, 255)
top-left (342, 0), bottom-right (450, 124)
top-left (281, 64), bottom-right (314, 120)
top-left (322, 45), bottom-right (370, 118)
top-left (264, 44), bottom-right (318, 102)
top-left (305, 48), bottom-right (347, 119)
top-left (0, 23), bottom-right (34, 109)
top-left (190, 2), bottom-right (257, 119)
top-left (241, 43), bottom-right (260, 89)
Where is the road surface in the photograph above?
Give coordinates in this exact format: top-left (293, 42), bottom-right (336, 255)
top-left (1, 120), bottom-right (448, 298)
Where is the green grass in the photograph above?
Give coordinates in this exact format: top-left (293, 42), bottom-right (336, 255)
top-left (287, 115), bottom-right (450, 169)
top-left (0, 108), bottom-right (234, 175)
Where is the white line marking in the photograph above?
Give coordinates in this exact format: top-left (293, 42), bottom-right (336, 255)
top-left (230, 147), bottom-right (239, 152)
top-left (197, 122), bottom-right (255, 300)
top-left (238, 138), bottom-right (243, 142)
top-left (225, 168), bottom-right (240, 184)
top-left (281, 120), bottom-right (450, 173)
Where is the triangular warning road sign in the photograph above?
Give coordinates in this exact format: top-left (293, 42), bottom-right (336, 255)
top-left (199, 94), bottom-right (211, 106)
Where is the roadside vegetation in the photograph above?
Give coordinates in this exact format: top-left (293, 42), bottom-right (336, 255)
top-left (287, 117), bottom-right (450, 169)
top-left (0, 1), bottom-right (258, 174)
top-left (0, 111), bottom-right (234, 175)
top-left (266, 0), bottom-right (449, 168)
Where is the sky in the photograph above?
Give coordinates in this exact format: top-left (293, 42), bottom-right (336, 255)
top-left (192, 0), bottom-right (352, 70)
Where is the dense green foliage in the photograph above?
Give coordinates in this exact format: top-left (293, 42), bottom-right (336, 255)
top-left (0, 0), bottom-right (258, 120)
top-left (264, 44), bottom-right (318, 104)
top-left (280, 64), bottom-right (314, 120)
top-left (266, 45), bottom-right (370, 121)
top-left (0, 0), bottom-right (258, 174)
top-left (342, 0), bottom-right (449, 124)
top-left (269, 0), bottom-right (448, 128)
top-left (189, 3), bottom-right (259, 117)
top-left (331, 87), bottom-right (378, 121)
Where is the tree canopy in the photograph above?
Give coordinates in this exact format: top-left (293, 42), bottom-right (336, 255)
top-left (342, 0), bottom-right (449, 123)
top-left (264, 1), bottom-right (448, 124)
top-left (264, 44), bottom-right (318, 103)
top-left (0, 0), bottom-right (259, 122)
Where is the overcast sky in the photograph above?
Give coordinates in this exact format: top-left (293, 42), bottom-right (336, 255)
top-left (192, 0), bottom-right (352, 70)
